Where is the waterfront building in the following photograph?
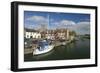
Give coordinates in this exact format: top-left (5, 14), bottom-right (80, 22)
top-left (45, 30), bottom-right (55, 40)
top-left (24, 28), bottom-right (74, 41)
top-left (55, 29), bottom-right (70, 40)
top-left (24, 28), bottom-right (41, 39)
top-left (25, 32), bottom-right (41, 39)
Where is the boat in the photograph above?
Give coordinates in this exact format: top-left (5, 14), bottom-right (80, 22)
top-left (62, 42), bottom-right (66, 45)
top-left (33, 40), bottom-right (54, 55)
top-left (33, 15), bottom-right (54, 55)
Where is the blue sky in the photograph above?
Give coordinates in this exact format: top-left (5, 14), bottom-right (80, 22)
top-left (24, 11), bottom-right (90, 34)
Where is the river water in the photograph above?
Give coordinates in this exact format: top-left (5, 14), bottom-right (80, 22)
top-left (24, 38), bottom-right (90, 61)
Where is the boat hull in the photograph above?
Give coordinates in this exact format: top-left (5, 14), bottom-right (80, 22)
top-left (33, 45), bottom-right (54, 55)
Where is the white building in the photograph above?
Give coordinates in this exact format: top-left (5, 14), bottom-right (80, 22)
top-left (25, 32), bottom-right (41, 39)
top-left (45, 34), bottom-right (55, 40)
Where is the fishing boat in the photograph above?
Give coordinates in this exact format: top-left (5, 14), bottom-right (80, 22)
top-left (33, 40), bottom-right (54, 55)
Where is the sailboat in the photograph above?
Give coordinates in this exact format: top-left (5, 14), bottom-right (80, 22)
top-left (33, 15), bottom-right (54, 55)
top-left (33, 40), bottom-right (54, 55)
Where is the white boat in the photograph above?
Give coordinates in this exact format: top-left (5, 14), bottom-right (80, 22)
top-left (33, 40), bottom-right (54, 55)
top-left (33, 15), bottom-right (55, 55)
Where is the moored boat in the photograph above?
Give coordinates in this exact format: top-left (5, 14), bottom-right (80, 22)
top-left (33, 40), bottom-right (54, 55)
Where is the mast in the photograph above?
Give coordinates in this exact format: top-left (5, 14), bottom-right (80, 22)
top-left (48, 14), bottom-right (49, 29)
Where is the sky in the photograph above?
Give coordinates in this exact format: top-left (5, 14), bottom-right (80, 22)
top-left (24, 11), bottom-right (90, 35)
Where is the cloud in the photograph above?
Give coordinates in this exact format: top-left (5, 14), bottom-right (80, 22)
top-left (52, 20), bottom-right (75, 26)
top-left (51, 20), bottom-right (76, 29)
top-left (52, 22), bottom-right (59, 25)
top-left (26, 16), bottom-right (90, 35)
top-left (60, 20), bottom-right (76, 26)
top-left (52, 20), bottom-right (90, 35)
top-left (26, 15), bottom-right (48, 25)
top-left (72, 21), bottom-right (90, 35)
top-left (27, 16), bottom-right (47, 22)
top-left (24, 24), bottom-right (37, 29)
top-left (25, 15), bottom-right (48, 29)
top-left (77, 22), bottom-right (90, 25)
